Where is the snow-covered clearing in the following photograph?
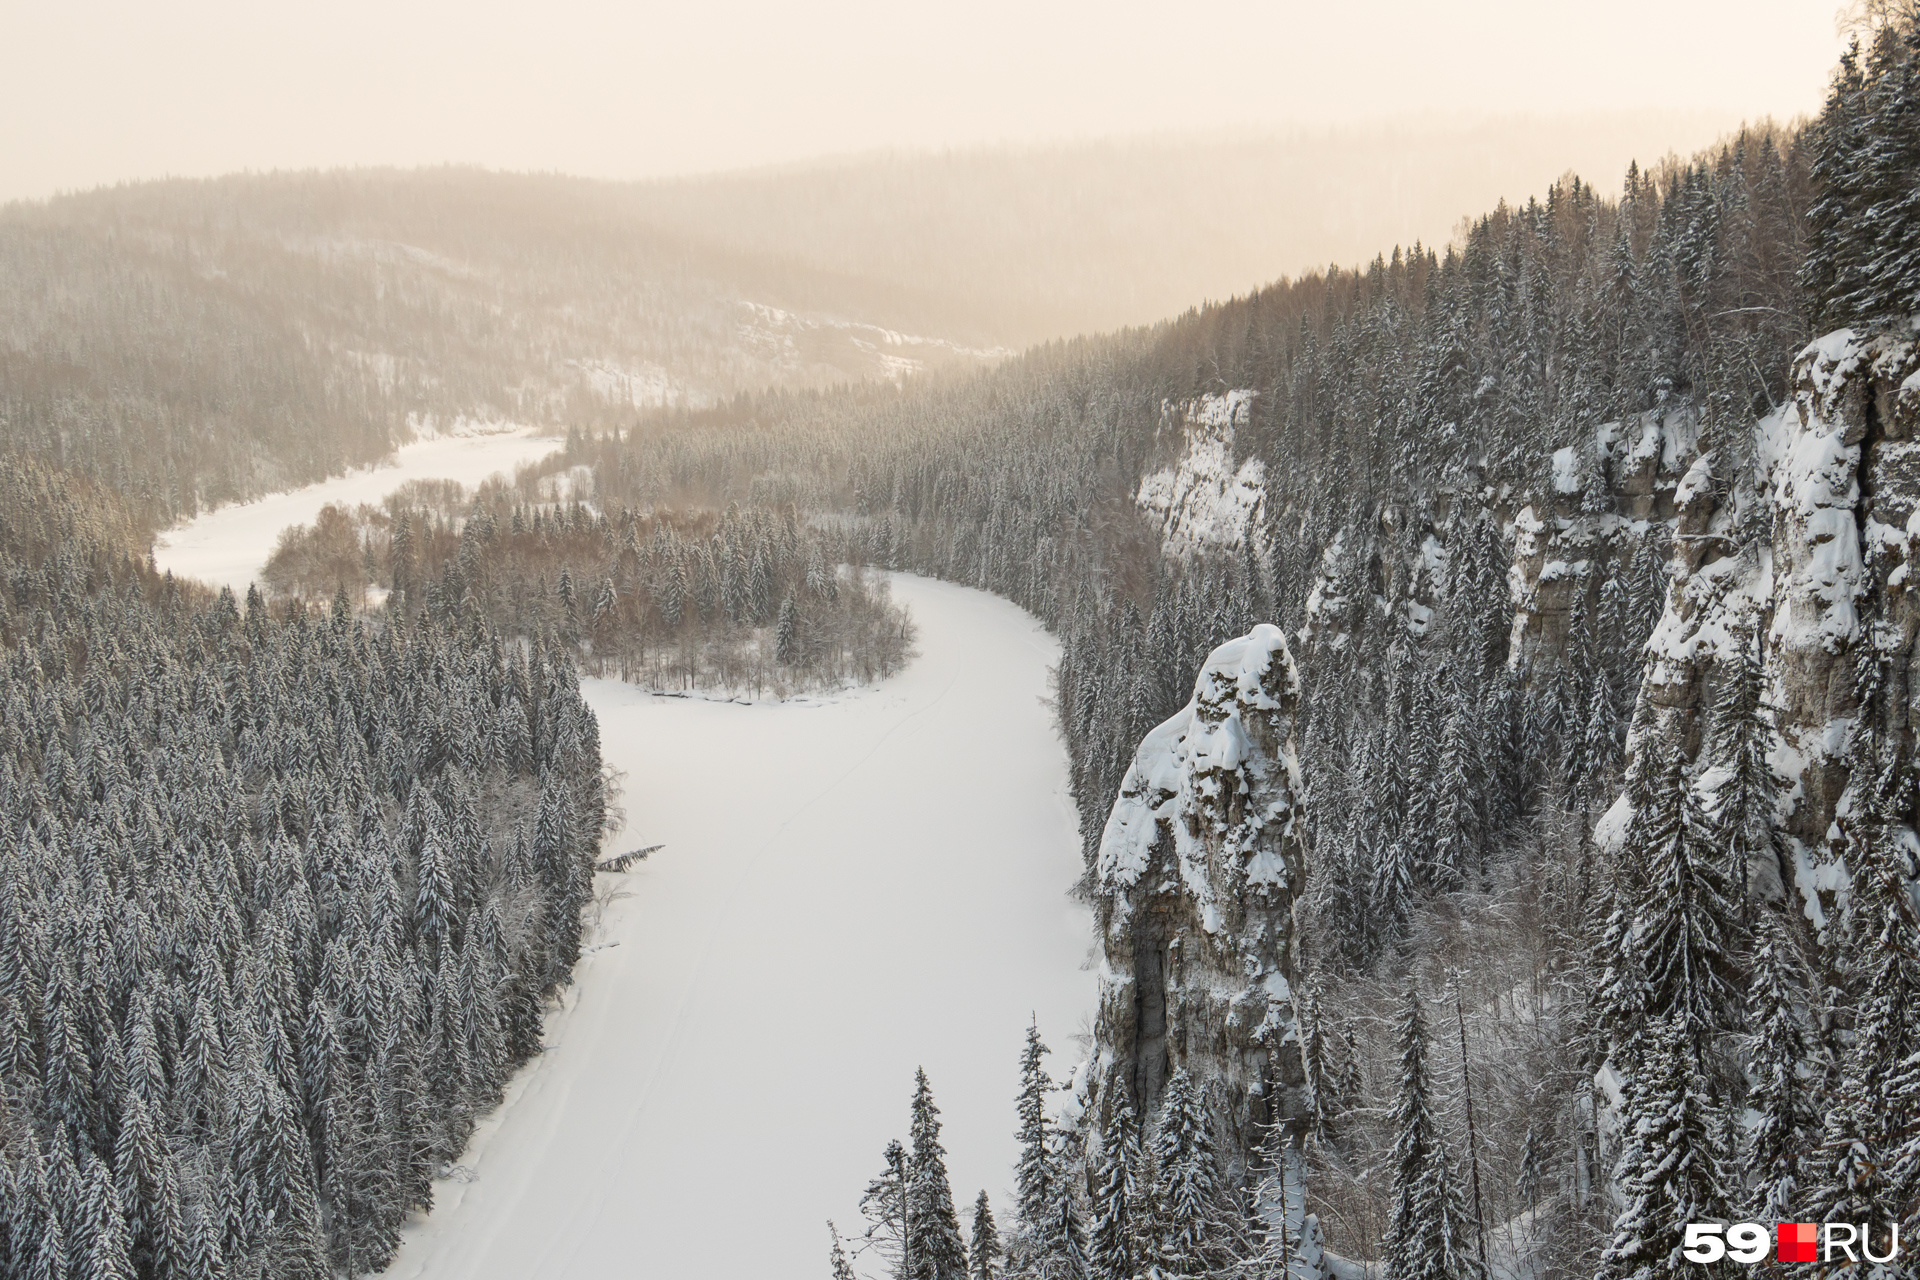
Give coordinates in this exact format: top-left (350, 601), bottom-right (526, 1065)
top-left (152, 426), bottom-right (560, 594)
top-left (386, 573), bottom-right (1094, 1278)
top-left (153, 450), bottom-right (1095, 1279)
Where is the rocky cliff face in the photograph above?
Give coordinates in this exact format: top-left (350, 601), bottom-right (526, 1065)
top-left (1081, 328), bottom-right (1920, 1193)
top-left (1135, 391), bottom-right (1269, 559)
top-left (1086, 624), bottom-right (1308, 1169)
top-left (1599, 323), bottom-right (1920, 921)
top-left (1505, 406), bottom-right (1697, 674)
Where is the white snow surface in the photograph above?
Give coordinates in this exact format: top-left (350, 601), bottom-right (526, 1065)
top-left (1550, 445), bottom-right (1581, 494)
top-left (153, 426), bottom-right (561, 594)
top-left (386, 574), bottom-right (1094, 1279)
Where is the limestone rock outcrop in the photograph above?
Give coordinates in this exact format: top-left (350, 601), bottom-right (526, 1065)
top-left (1599, 324), bottom-right (1920, 919)
top-left (1087, 623), bottom-right (1307, 1168)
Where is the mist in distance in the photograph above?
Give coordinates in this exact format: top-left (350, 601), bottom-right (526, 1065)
top-left (6, 0), bottom-right (1843, 204)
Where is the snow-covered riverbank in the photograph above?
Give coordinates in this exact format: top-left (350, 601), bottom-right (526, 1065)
top-left (152, 425), bottom-right (560, 593)
top-left (384, 573), bottom-right (1094, 1278)
top-left (152, 449), bottom-right (1095, 1279)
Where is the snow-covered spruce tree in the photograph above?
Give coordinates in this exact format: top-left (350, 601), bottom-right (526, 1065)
top-left (1802, 859), bottom-right (1920, 1242)
top-left (1742, 908), bottom-right (1821, 1221)
top-left (1598, 1016), bottom-right (1734, 1280)
top-left (1290, 990), bottom-right (1351, 1143)
top-left (1515, 1124), bottom-right (1546, 1220)
top-left (1008, 1019), bottom-right (1062, 1274)
top-left (1428, 700), bottom-right (1483, 889)
top-left (970, 1192), bottom-right (1001, 1280)
top-left (1590, 844), bottom-right (1653, 1069)
top-left (907, 1070), bottom-right (971, 1280)
top-left (1150, 1069), bottom-right (1234, 1276)
top-left (1629, 743), bottom-right (1744, 1066)
top-left (1087, 1083), bottom-right (1143, 1280)
top-left (1035, 1188), bottom-right (1089, 1280)
top-left (1707, 627), bottom-right (1778, 911)
top-left (777, 594), bottom-right (800, 663)
top-left (1369, 827), bottom-right (1420, 960)
top-left (1382, 989), bottom-right (1481, 1280)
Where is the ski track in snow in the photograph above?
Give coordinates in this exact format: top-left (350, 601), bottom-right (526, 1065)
top-left (152, 427), bottom-right (561, 595)
top-left (152, 450), bottom-right (1096, 1280)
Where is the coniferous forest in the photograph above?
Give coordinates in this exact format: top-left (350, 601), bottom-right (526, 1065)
top-left (258, 487), bottom-right (916, 698)
top-left (4, 6), bottom-right (1920, 1280)
top-left (0, 458), bottom-right (608, 1276)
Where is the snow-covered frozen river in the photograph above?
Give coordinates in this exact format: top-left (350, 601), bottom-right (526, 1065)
top-left (154, 425), bottom-right (561, 596)
top-left (154, 448), bottom-right (1097, 1279)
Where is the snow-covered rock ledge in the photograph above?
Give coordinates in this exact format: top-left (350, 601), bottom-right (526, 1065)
top-left (1136, 390), bottom-right (1269, 557)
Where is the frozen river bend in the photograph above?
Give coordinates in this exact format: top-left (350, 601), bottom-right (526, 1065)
top-left (387, 577), bottom-right (1095, 1278)
top-left (154, 450), bottom-right (1096, 1279)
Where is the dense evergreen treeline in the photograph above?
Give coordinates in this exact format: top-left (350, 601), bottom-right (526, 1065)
top-left (259, 481), bottom-right (916, 697)
top-left (848, 1020), bottom-right (1328, 1280)
top-left (0, 456), bottom-right (608, 1278)
top-left (839, 1025), bottom-right (1302, 1280)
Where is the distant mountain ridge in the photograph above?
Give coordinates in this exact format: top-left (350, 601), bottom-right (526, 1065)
top-left (0, 112), bottom-right (1740, 533)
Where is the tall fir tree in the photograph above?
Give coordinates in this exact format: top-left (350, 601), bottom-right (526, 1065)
top-left (1632, 744), bottom-right (1744, 1064)
top-left (1599, 1017), bottom-right (1734, 1280)
top-left (1087, 1086), bottom-right (1142, 1280)
top-left (1708, 629), bottom-right (1777, 914)
top-left (1383, 989), bottom-right (1481, 1280)
top-left (1010, 1019), bottom-right (1061, 1274)
top-left (906, 1070), bottom-right (970, 1280)
top-left (1742, 910), bottom-right (1820, 1221)
top-left (1151, 1069), bottom-right (1233, 1276)
top-left (970, 1192), bottom-right (1001, 1280)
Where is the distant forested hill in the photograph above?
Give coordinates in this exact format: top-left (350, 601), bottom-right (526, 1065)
top-left (0, 169), bottom-right (1005, 532)
top-left (0, 112), bottom-right (1732, 534)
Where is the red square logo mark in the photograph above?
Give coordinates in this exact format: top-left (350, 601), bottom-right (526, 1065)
top-left (1778, 1222), bottom-right (1818, 1263)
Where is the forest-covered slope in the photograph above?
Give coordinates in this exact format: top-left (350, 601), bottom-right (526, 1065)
top-left (0, 457), bottom-right (610, 1277)
top-left (0, 169), bottom-right (1010, 534)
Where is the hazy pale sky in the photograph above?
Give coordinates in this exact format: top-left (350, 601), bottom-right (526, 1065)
top-left (2, 0), bottom-right (1848, 202)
